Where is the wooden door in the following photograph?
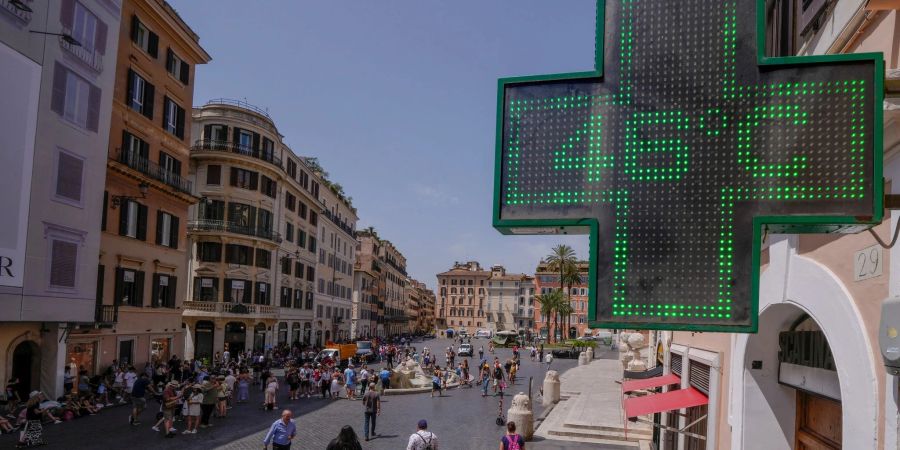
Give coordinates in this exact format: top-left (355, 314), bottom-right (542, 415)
top-left (795, 391), bottom-right (841, 450)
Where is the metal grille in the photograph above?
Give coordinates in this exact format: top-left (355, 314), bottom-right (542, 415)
top-left (671, 353), bottom-right (682, 376)
top-left (689, 360), bottom-right (711, 395)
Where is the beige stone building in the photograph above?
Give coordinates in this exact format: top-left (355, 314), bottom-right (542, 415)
top-left (380, 239), bottom-right (408, 336)
top-left (485, 265), bottom-right (533, 333)
top-left (352, 229), bottom-right (381, 339)
top-left (89, 0), bottom-right (209, 373)
top-left (435, 261), bottom-right (490, 335)
top-left (0, 0), bottom-right (122, 399)
top-left (184, 99), bottom-right (323, 359)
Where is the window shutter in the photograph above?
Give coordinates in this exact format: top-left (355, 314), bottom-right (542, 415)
top-left (166, 48), bottom-right (173, 72)
top-left (206, 165), bottom-right (221, 185)
top-left (61, 0), bottom-right (75, 28)
top-left (176, 106), bottom-right (185, 139)
top-left (249, 172), bottom-right (258, 191)
top-left (252, 132), bottom-right (260, 151)
top-left (232, 127), bottom-right (241, 145)
top-left (147, 32), bottom-right (158, 58)
top-left (223, 278), bottom-right (233, 301)
top-left (162, 97), bottom-right (169, 129)
top-left (168, 276), bottom-right (177, 307)
top-left (134, 271), bottom-right (145, 306)
top-left (51, 63), bottom-right (66, 115)
top-left (229, 167), bottom-right (238, 187)
top-left (140, 140), bottom-right (149, 160)
top-left (50, 240), bottom-right (77, 287)
top-left (118, 200), bottom-right (129, 236)
top-left (173, 158), bottom-right (182, 177)
top-left (56, 152), bottom-right (83, 202)
top-left (95, 19), bottom-right (108, 54)
top-left (130, 15), bottom-right (140, 43)
top-left (255, 282), bottom-right (263, 305)
top-left (126, 70), bottom-right (134, 106)
top-left (143, 82), bottom-right (154, 119)
top-left (136, 204), bottom-right (148, 241)
top-left (101, 191), bottom-right (108, 231)
top-left (114, 267), bottom-right (124, 305)
top-left (203, 124), bottom-right (211, 142)
top-left (180, 61), bottom-right (190, 85)
top-left (151, 273), bottom-right (160, 307)
top-left (86, 84), bottom-right (100, 132)
top-left (169, 216), bottom-right (179, 249)
top-left (243, 283), bottom-right (251, 304)
top-left (155, 210), bottom-right (163, 245)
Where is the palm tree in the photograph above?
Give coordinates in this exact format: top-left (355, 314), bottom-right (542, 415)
top-left (546, 244), bottom-right (577, 339)
top-left (535, 290), bottom-right (562, 342)
top-left (562, 264), bottom-right (583, 339)
top-left (557, 300), bottom-right (574, 341)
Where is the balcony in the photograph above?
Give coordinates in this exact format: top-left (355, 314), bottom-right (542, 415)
top-left (183, 301), bottom-right (278, 318)
top-left (191, 140), bottom-right (282, 168)
top-left (1, 0), bottom-right (31, 23)
top-left (94, 305), bottom-right (118, 327)
top-left (188, 219), bottom-right (282, 243)
top-left (116, 148), bottom-right (192, 194)
top-left (322, 209), bottom-right (355, 237)
top-left (60, 26), bottom-right (102, 72)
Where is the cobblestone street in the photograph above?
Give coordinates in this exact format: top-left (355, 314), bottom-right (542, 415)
top-left (2, 339), bottom-right (623, 449)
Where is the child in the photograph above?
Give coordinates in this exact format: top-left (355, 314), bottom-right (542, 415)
top-left (96, 380), bottom-right (110, 406)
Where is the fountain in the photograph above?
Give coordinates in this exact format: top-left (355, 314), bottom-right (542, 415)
top-left (384, 357), bottom-right (460, 394)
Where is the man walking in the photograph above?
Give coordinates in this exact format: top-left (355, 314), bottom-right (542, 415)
top-left (361, 382), bottom-right (380, 441)
top-left (128, 373), bottom-right (152, 425)
top-left (406, 419), bottom-right (438, 450)
top-left (199, 379), bottom-right (217, 428)
top-left (263, 409), bottom-right (296, 450)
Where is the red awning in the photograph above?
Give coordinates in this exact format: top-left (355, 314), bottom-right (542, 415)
top-left (622, 373), bottom-right (681, 394)
top-left (624, 387), bottom-right (708, 418)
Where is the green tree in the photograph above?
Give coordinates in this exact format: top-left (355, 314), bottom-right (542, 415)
top-left (535, 290), bottom-right (562, 343)
top-left (557, 299), bottom-right (574, 341)
top-left (545, 244), bottom-right (577, 339)
top-left (562, 263), bottom-right (583, 339)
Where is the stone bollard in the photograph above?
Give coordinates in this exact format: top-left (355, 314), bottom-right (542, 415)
top-left (542, 370), bottom-right (560, 407)
top-left (586, 347), bottom-right (594, 361)
top-left (507, 392), bottom-right (534, 440)
top-left (578, 351), bottom-right (588, 366)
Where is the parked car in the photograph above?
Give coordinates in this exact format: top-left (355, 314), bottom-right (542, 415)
top-left (355, 340), bottom-right (376, 362)
top-left (457, 343), bottom-right (473, 357)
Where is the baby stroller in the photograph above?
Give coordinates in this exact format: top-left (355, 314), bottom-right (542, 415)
top-left (495, 394), bottom-right (506, 426)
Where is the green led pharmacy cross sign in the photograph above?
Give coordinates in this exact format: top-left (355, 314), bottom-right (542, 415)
top-left (493, 0), bottom-right (885, 332)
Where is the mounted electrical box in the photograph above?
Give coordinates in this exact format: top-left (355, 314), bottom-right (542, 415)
top-left (879, 296), bottom-right (900, 375)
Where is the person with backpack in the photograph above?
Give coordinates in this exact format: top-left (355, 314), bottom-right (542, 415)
top-left (361, 383), bottom-right (380, 441)
top-left (499, 421), bottom-right (525, 450)
top-left (405, 419), bottom-right (438, 450)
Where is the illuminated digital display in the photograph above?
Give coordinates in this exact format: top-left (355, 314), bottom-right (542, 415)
top-left (493, 0), bottom-right (883, 332)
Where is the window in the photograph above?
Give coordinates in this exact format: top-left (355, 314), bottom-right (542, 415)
top-left (225, 244), bottom-right (253, 265)
top-left (260, 175), bottom-right (277, 198)
top-left (158, 151), bottom-right (182, 180)
top-left (194, 277), bottom-right (218, 301)
top-left (230, 168), bottom-right (258, 190)
top-left (306, 266), bottom-right (315, 282)
top-left (197, 242), bottom-right (221, 262)
top-left (206, 165), bottom-right (221, 185)
top-left (115, 268), bottom-right (144, 306)
top-left (312, 181), bottom-right (320, 198)
top-left (155, 211), bottom-right (178, 249)
top-left (261, 138), bottom-right (274, 161)
top-left (309, 211), bottom-right (318, 227)
top-left (122, 131), bottom-right (149, 166)
top-left (125, 69), bottom-right (154, 119)
top-left (306, 292), bottom-right (314, 309)
top-left (204, 124), bottom-right (228, 143)
top-left (225, 279), bottom-right (250, 303)
top-left (294, 289), bottom-right (303, 308)
top-left (49, 239), bottom-right (78, 288)
top-left (255, 282), bottom-right (270, 305)
top-left (294, 261), bottom-right (304, 278)
top-left (284, 223), bottom-right (294, 242)
top-left (299, 170), bottom-right (309, 190)
top-left (281, 257), bottom-right (291, 275)
top-left (285, 192), bottom-right (296, 212)
top-left (203, 199), bottom-right (225, 221)
top-left (258, 209), bottom-right (273, 234)
top-left (318, 278), bottom-right (325, 293)
top-left (317, 304), bottom-right (323, 318)
top-left (287, 160), bottom-right (297, 178)
top-left (227, 203), bottom-right (256, 231)
top-left (298, 202), bottom-right (307, 220)
top-left (165, 48), bottom-right (190, 84)
top-left (67, 2), bottom-right (101, 54)
top-left (255, 249), bottom-right (271, 269)
top-left (118, 200), bottom-right (147, 240)
top-left (162, 97), bottom-right (185, 139)
top-left (51, 63), bottom-right (100, 131)
top-left (151, 274), bottom-right (176, 308)
top-left (281, 287), bottom-right (293, 308)
top-left (55, 150), bottom-right (84, 205)
top-left (309, 236), bottom-right (317, 253)
top-left (236, 129), bottom-right (253, 150)
top-left (130, 15), bottom-right (158, 58)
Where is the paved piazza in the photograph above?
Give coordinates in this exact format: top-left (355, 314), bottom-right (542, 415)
top-left (2, 338), bottom-right (622, 449)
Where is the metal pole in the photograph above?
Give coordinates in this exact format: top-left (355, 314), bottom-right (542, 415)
top-left (528, 376), bottom-right (533, 402)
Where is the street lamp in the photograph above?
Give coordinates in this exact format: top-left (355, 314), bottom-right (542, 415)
top-left (111, 182), bottom-right (149, 208)
top-left (29, 30), bottom-right (80, 47)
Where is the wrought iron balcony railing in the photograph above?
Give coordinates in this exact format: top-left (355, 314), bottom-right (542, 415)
top-left (116, 148), bottom-right (192, 194)
top-left (188, 219), bottom-right (282, 243)
top-left (191, 140), bottom-right (282, 168)
top-left (60, 25), bottom-right (102, 72)
top-left (94, 304), bottom-right (118, 326)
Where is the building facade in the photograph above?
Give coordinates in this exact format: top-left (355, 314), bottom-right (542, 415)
top-left (352, 230), bottom-right (381, 339)
top-left (655, 2), bottom-right (900, 449)
top-left (0, 0), bottom-right (121, 399)
top-left (312, 176), bottom-right (357, 344)
top-left (533, 261), bottom-right (590, 340)
top-left (485, 266), bottom-right (533, 333)
top-left (436, 261), bottom-right (490, 335)
top-left (185, 99), bottom-right (325, 360)
top-left (379, 240), bottom-right (408, 336)
top-left (90, 0), bottom-right (209, 373)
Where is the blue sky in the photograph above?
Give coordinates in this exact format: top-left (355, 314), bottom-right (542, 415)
top-left (172, 0), bottom-right (593, 288)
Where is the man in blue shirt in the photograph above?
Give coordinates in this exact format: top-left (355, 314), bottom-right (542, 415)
top-left (263, 409), bottom-right (296, 450)
top-left (379, 368), bottom-right (391, 390)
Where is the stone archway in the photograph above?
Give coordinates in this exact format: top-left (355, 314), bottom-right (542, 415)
top-left (11, 340), bottom-right (40, 400)
top-left (731, 245), bottom-right (878, 449)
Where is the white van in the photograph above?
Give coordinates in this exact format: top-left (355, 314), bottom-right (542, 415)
top-left (474, 329), bottom-right (492, 339)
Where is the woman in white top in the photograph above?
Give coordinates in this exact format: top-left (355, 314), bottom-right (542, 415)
top-left (264, 375), bottom-right (279, 410)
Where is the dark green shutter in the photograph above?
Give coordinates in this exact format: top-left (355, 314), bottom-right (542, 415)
top-left (170, 216), bottom-right (179, 249)
top-left (118, 200), bottom-right (129, 236)
top-left (180, 61), bottom-right (190, 85)
top-left (147, 32), bottom-right (158, 58)
top-left (169, 276), bottom-right (177, 308)
top-left (126, 69), bottom-right (134, 106)
top-left (143, 83), bottom-right (154, 119)
top-left (203, 125), bottom-right (211, 142)
top-left (243, 282), bottom-right (251, 304)
top-left (151, 273), bottom-right (160, 307)
top-left (134, 271), bottom-right (145, 306)
top-left (155, 210), bottom-right (164, 245)
top-left (130, 15), bottom-right (139, 42)
top-left (176, 106), bottom-right (185, 139)
top-left (136, 204), bottom-right (148, 241)
top-left (101, 191), bottom-right (108, 231)
top-left (114, 267), bottom-right (124, 305)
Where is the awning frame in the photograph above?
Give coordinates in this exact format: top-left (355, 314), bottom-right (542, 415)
top-left (631, 414), bottom-right (708, 441)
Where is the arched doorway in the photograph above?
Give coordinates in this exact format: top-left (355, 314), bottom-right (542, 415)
top-left (277, 323), bottom-right (287, 345)
top-left (224, 322), bottom-right (247, 354)
top-left (12, 341), bottom-right (40, 400)
top-left (253, 323), bottom-right (266, 352)
top-left (291, 323), bottom-right (300, 346)
top-left (303, 323), bottom-right (312, 345)
top-left (194, 321), bottom-right (215, 362)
